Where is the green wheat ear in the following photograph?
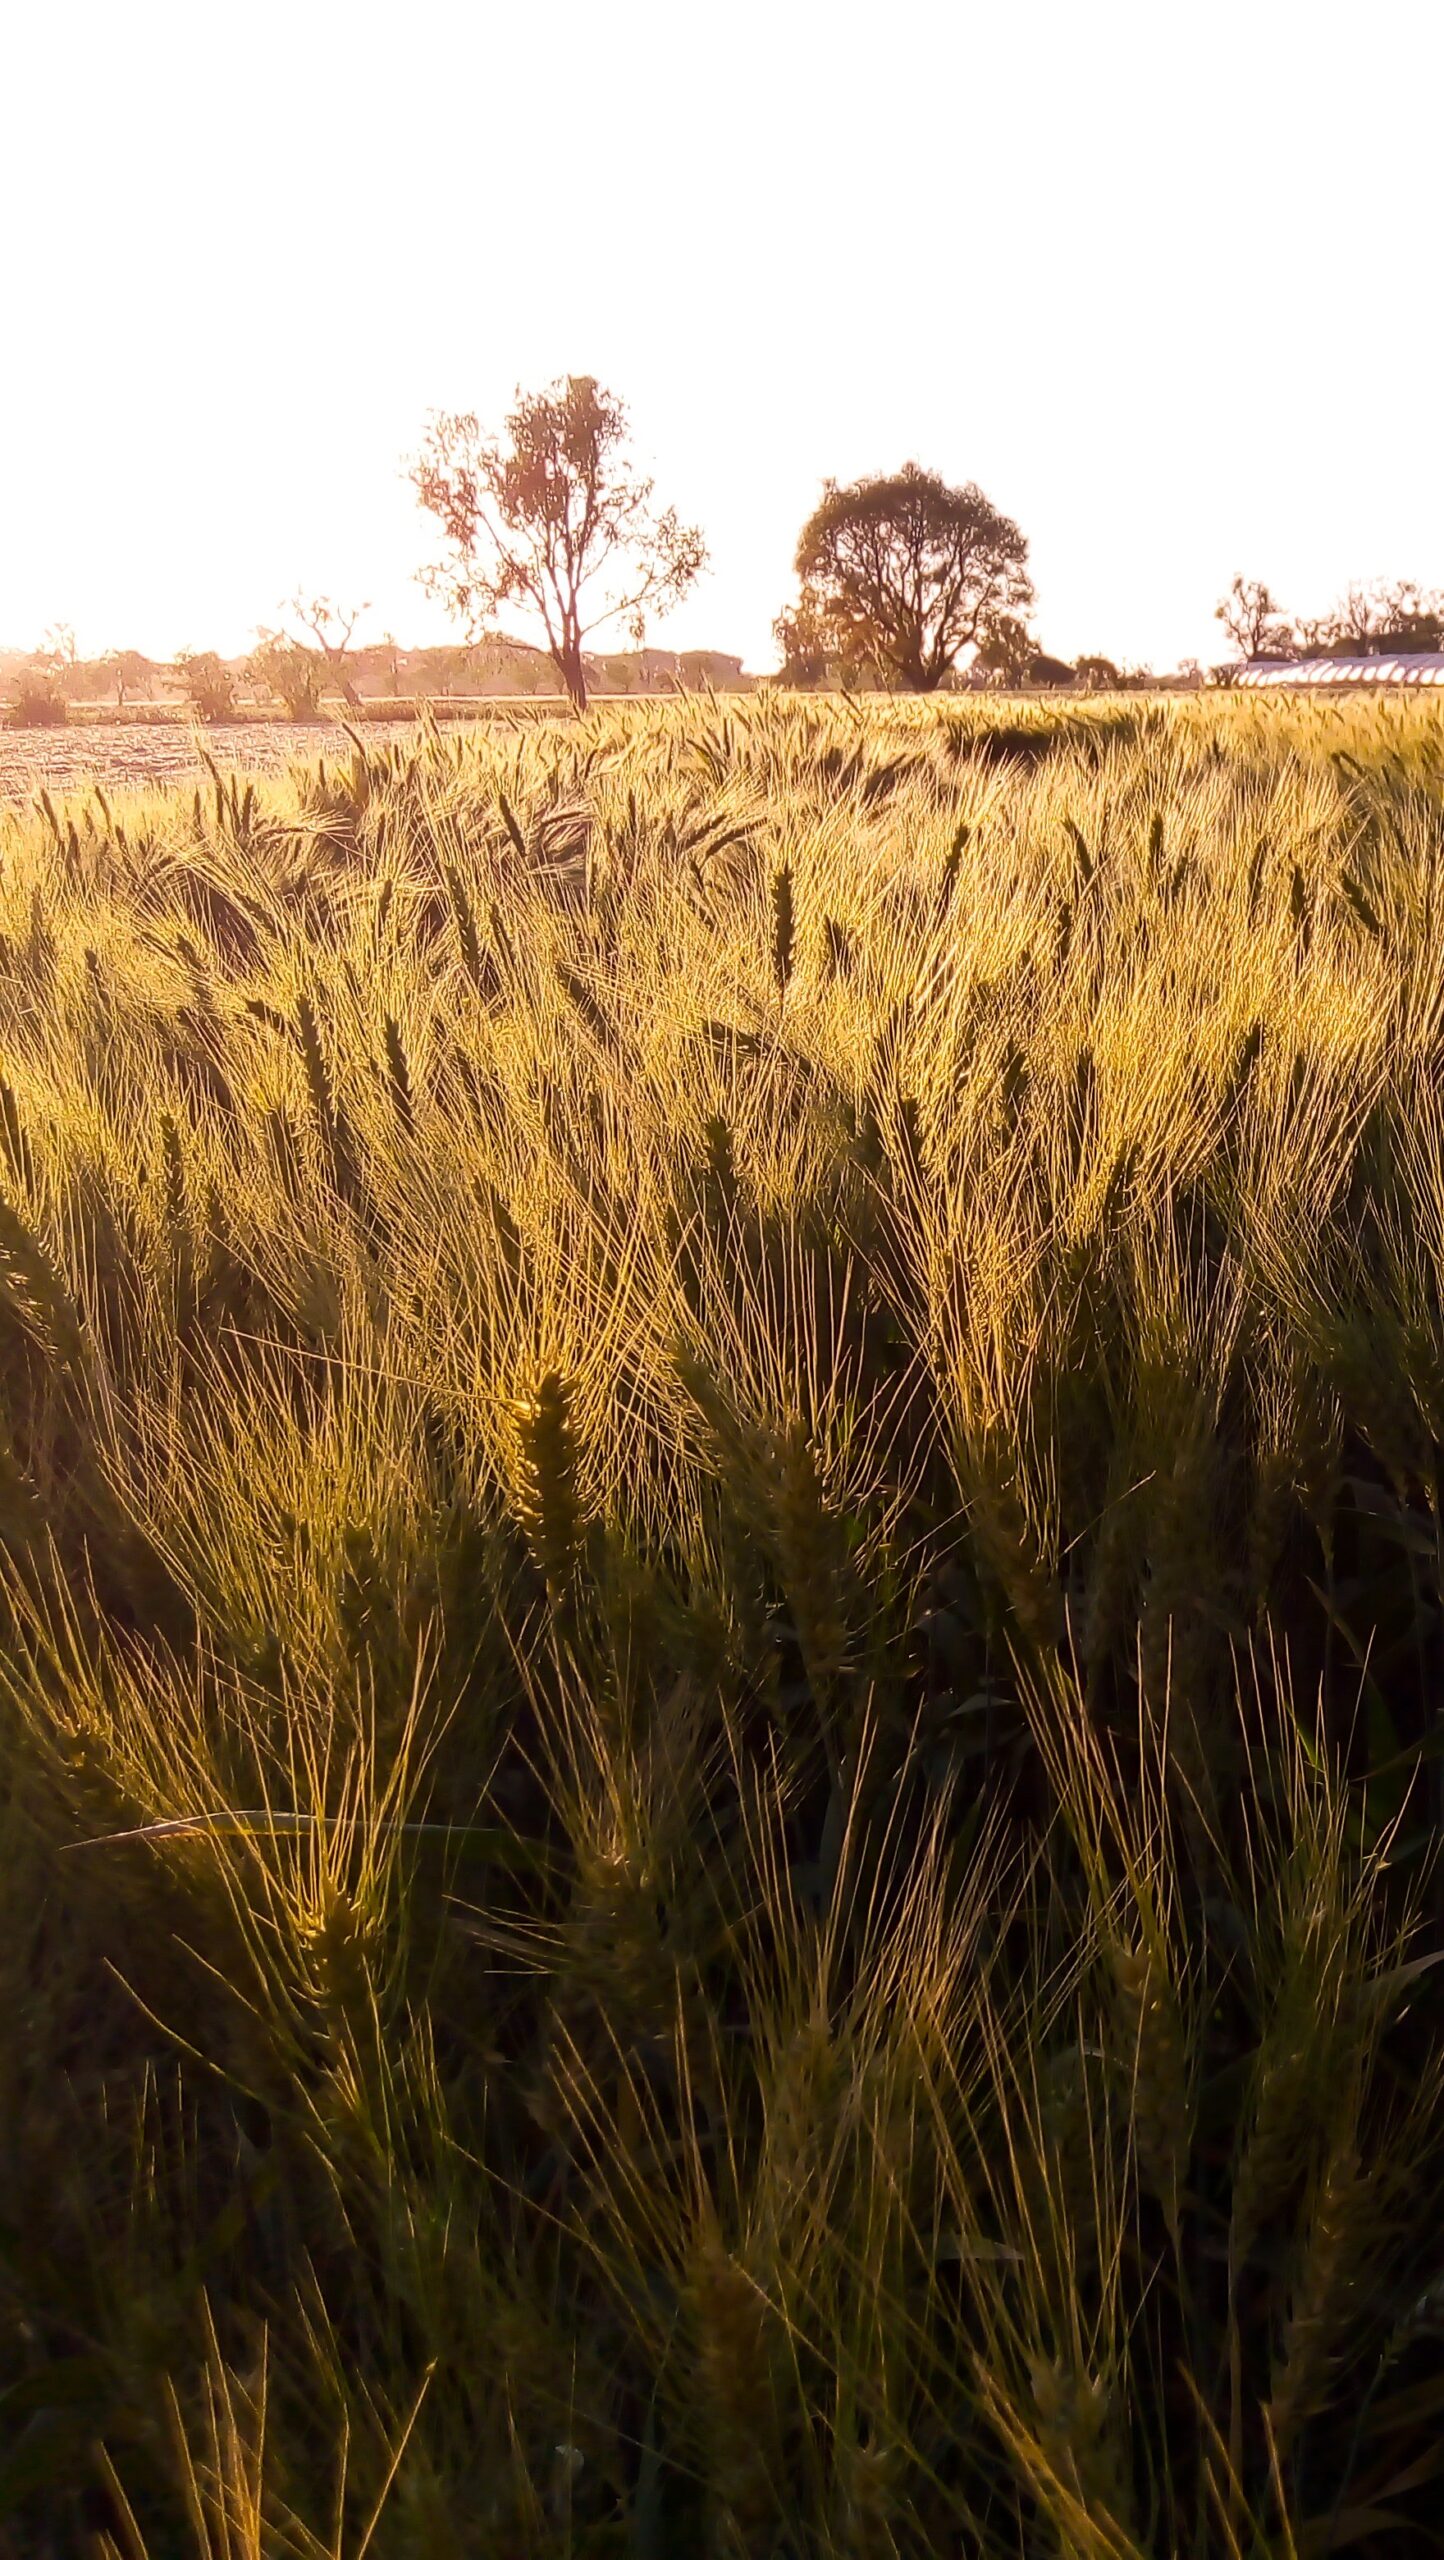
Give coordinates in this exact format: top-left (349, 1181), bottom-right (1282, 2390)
top-left (0, 1080), bottom-right (34, 1193)
top-left (25, 886), bottom-right (55, 989)
top-left (689, 2227), bottom-right (781, 2543)
top-left (295, 988), bottom-right (332, 1133)
top-left (496, 789), bottom-right (528, 861)
top-left (159, 1112), bottom-right (186, 1234)
top-left (510, 1366), bottom-right (584, 1602)
top-left (1290, 861), bottom-right (1312, 954)
top-left (938, 816), bottom-right (969, 914)
top-left (263, 1103), bottom-right (304, 1203)
top-left (1065, 815), bottom-right (1094, 885)
top-left (822, 914), bottom-right (853, 982)
top-left (702, 1113), bottom-right (739, 1224)
top-left (0, 1188), bottom-right (87, 1379)
top-left (382, 1015), bottom-right (414, 1133)
top-left (1338, 870), bottom-right (1384, 938)
top-left (295, 989), bottom-right (359, 1202)
top-left (770, 861), bottom-right (795, 998)
top-left (443, 861), bottom-right (485, 990)
top-left (486, 1183), bottom-right (524, 1287)
top-left (556, 961), bottom-right (615, 1052)
top-left (767, 1416), bottom-right (852, 1697)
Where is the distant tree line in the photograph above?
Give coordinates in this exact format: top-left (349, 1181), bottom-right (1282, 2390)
top-left (3, 620), bottom-right (751, 728)
top-left (1215, 574), bottom-right (1444, 669)
top-left (10, 376), bottom-right (1441, 721)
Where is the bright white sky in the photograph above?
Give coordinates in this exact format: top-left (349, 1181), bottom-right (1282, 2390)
top-left (2, 0), bottom-right (1441, 675)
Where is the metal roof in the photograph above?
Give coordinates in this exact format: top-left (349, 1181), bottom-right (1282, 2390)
top-left (1235, 654), bottom-right (1444, 688)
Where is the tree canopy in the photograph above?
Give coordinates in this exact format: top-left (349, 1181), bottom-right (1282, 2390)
top-left (248, 630), bottom-right (325, 719)
top-left (772, 586), bottom-right (867, 688)
top-left (170, 650), bottom-right (236, 723)
top-left (411, 375), bottom-right (707, 711)
top-left (1218, 575), bottom-right (1444, 665)
top-left (1216, 576), bottom-right (1293, 661)
top-left (970, 613), bottom-right (1036, 684)
top-left (286, 595), bottom-right (370, 706)
top-left (1317, 579), bottom-right (1444, 655)
top-left (102, 648), bottom-right (153, 707)
top-left (787, 464), bottom-right (1032, 692)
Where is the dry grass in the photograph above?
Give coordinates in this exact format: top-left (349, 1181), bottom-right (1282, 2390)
top-left (0, 690), bottom-right (1442, 2553)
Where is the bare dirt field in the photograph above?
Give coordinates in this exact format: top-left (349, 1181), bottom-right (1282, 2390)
top-left (0, 715), bottom-right (551, 804)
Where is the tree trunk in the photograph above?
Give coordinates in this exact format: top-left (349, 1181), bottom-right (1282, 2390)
top-left (558, 645), bottom-right (588, 713)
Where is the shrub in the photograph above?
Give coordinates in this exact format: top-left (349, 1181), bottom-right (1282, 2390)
top-left (248, 630), bottom-right (326, 719)
top-left (172, 649), bottom-right (238, 722)
top-left (4, 668), bottom-right (69, 727)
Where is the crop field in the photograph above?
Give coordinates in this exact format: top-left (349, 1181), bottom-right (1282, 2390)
top-left (0, 713), bottom-right (555, 806)
top-left (4, 690), bottom-right (1444, 2555)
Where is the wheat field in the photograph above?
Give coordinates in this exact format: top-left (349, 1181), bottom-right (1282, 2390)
top-left (2, 691), bottom-right (1443, 2555)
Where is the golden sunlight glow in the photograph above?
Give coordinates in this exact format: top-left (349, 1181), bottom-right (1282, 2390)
top-left (1, 0), bottom-right (1440, 674)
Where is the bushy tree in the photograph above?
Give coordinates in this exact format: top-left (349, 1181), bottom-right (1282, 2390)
top-left (44, 656), bottom-right (114, 706)
top-left (286, 595), bottom-right (370, 706)
top-left (411, 374), bottom-right (707, 711)
top-left (171, 649), bottom-right (237, 722)
top-left (786, 463), bottom-right (1032, 693)
top-left (772, 588), bottom-right (849, 687)
top-left (103, 648), bottom-right (153, 708)
top-left (593, 654), bottom-right (638, 694)
top-left (248, 631), bottom-right (325, 719)
top-left (678, 650), bottom-right (744, 689)
top-left (412, 645), bottom-right (475, 700)
top-left (970, 613), bottom-right (1036, 684)
top-left (4, 665), bottom-right (68, 727)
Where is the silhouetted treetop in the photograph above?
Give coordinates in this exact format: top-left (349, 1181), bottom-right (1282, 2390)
top-left (790, 463), bottom-right (1032, 692)
top-left (1216, 575), bottom-right (1293, 661)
